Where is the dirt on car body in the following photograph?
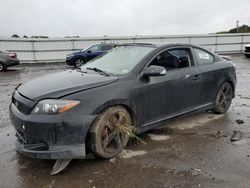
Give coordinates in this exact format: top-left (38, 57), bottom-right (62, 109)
top-left (0, 55), bottom-right (250, 188)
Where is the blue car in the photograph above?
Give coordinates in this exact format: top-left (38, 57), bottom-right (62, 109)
top-left (66, 43), bottom-right (114, 68)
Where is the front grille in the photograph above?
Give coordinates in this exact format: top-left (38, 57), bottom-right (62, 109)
top-left (16, 130), bottom-right (27, 144)
top-left (245, 47), bottom-right (250, 53)
top-left (16, 129), bottom-right (49, 150)
top-left (16, 123), bottom-right (56, 145)
top-left (12, 97), bottom-right (32, 115)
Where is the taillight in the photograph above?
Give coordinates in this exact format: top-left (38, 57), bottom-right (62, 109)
top-left (8, 53), bottom-right (17, 59)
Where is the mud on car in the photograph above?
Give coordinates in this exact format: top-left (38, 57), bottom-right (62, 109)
top-left (9, 43), bottom-right (236, 159)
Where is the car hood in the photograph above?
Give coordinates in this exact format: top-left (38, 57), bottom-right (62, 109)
top-left (67, 51), bottom-right (83, 57)
top-left (18, 70), bottom-right (118, 101)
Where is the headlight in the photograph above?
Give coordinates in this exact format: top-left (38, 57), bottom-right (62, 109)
top-left (66, 54), bottom-right (74, 58)
top-left (32, 99), bottom-right (80, 114)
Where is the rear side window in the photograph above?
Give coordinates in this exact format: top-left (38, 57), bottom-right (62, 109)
top-left (194, 48), bottom-right (214, 65)
top-left (101, 45), bottom-right (112, 51)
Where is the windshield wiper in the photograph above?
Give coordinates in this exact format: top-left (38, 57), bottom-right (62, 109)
top-left (86, 67), bottom-right (110, 76)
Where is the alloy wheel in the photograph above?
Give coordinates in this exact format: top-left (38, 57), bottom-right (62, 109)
top-left (75, 59), bottom-right (85, 68)
top-left (216, 83), bottom-right (233, 113)
top-left (101, 112), bottom-right (129, 153)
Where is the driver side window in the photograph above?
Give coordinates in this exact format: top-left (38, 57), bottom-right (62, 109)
top-left (149, 48), bottom-right (191, 70)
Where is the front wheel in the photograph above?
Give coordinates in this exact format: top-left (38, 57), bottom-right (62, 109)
top-left (74, 58), bottom-right (86, 68)
top-left (89, 106), bottom-right (132, 159)
top-left (213, 82), bottom-right (233, 114)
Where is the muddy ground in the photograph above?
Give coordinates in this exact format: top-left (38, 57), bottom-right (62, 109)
top-left (0, 55), bottom-right (250, 188)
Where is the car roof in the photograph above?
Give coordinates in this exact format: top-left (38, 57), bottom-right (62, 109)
top-left (116, 42), bottom-right (204, 49)
top-left (116, 42), bottom-right (222, 62)
top-left (116, 42), bottom-right (217, 54)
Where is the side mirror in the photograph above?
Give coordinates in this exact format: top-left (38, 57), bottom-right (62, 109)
top-left (142, 65), bottom-right (166, 77)
top-left (87, 50), bottom-right (91, 53)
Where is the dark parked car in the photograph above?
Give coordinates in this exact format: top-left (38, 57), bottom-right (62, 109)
top-left (10, 43), bottom-right (236, 160)
top-left (66, 43), bottom-right (114, 68)
top-left (245, 44), bottom-right (250, 58)
top-left (0, 50), bottom-right (19, 71)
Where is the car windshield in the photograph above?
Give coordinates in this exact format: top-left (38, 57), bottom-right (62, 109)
top-left (81, 46), bottom-right (154, 76)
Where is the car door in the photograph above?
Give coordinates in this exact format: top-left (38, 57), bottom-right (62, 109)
top-left (86, 45), bottom-right (102, 60)
top-left (145, 47), bottom-right (202, 124)
top-left (192, 47), bottom-right (219, 105)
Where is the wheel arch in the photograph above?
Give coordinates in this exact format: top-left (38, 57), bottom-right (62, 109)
top-left (84, 100), bottom-right (137, 153)
top-left (224, 79), bottom-right (236, 98)
top-left (73, 55), bottom-right (87, 62)
top-left (92, 99), bottom-right (137, 128)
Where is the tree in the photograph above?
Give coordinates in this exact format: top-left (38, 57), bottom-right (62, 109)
top-left (217, 24), bottom-right (250, 34)
top-left (228, 24), bottom-right (250, 33)
top-left (11, 34), bottom-right (20, 38)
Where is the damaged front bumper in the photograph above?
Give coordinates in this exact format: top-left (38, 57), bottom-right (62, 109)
top-left (9, 103), bottom-right (96, 160)
top-left (15, 141), bottom-right (86, 159)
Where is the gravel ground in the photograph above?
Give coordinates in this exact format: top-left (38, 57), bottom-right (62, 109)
top-left (0, 55), bottom-right (250, 188)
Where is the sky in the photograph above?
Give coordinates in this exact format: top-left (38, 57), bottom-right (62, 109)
top-left (0, 0), bottom-right (249, 38)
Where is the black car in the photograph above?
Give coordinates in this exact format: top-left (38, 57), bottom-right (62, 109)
top-left (66, 43), bottom-right (114, 68)
top-left (245, 44), bottom-right (250, 58)
top-left (0, 50), bottom-right (19, 71)
top-left (10, 43), bottom-right (236, 160)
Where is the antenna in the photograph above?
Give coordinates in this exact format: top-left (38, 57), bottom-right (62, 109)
top-left (236, 20), bottom-right (239, 32)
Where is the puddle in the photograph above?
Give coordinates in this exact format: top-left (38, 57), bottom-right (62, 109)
top-left (231, 138), bottom-right (248, 145)
top-left (119, 150), bottom-right (147, 159)
top-left (169, 113), bottom-right (224, 130)
top-left (148, 134), bottom-right (170, 141)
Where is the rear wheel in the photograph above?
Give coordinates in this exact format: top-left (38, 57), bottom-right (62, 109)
top-left (0, 63), bottom-right (6, 72)
top-left (74, 58), bottom-right (86, 68)
top-left (213, 82), bottom-right (233, 114)
top-left (89, 106), bottom-right (132, 159)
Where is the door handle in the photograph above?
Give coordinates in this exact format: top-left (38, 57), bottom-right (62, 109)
top-left (192, 74), bottom-right (200, 80)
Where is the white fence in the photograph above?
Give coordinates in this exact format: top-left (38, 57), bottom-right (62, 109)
top-left (0, 33), bottom-right (250, 63)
